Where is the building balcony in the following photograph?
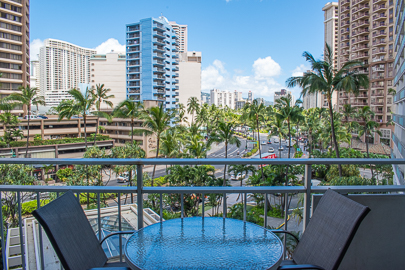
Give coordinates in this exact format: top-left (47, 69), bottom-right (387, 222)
top-left (371, 91), bottom-right (384, 97)
top-left (351, 102), bottom-right (369, 106)
top-left (374, 4), bottom-right (387, 12)
top-left (373, 14), bottom-right (387, 21)
top-left (357, 4), bottom-right (370, 12)
top-left (341, 0), bottom-right (350, 6)
top-left (373, 31), bottom-right (387, 38)
top-left (373, 22), bottom-right (387, 30)
top-left (372, 39), bottom-right (386, 46)
top-left (373, 49), bottom-right (386, 55)
top-left (353, 37), bottom-right (369, 44)
top-left (153, 53), bottom-right (165, 59)
top-left (153, 24), bottom-right (165, 31)
top-left (371, 100), bottom-right (385, 105)
top-left (153, 39), bottom-right (165, 46)
top-left (153, 31), bottom-right (165, 38)
top-left (153, 46), bottom-right (165, 53)
top-left (2, 158), bottom-right (405, 269)
top-left (153, 67), bottom-right (165, 73)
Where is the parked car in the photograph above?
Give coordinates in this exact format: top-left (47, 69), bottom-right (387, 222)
top-left (230, 173), bottom-right (246, 181)
top-left (24, 115), bottom-right (38, 120)
top-left (268, 147), bottom-right (274, 153)
top-left (36, 115), bottom-right (48, 119)
top-left (117, 175), bottom-right (129, 183)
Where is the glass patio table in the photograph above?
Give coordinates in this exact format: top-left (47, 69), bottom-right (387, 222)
top-left (124, 217), bottom-right (283, 270)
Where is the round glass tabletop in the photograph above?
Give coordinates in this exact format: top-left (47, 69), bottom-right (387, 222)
top-left (125, 217), bottom-right (283, 270)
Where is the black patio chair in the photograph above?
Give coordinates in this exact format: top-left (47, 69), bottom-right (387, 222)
top-left (272, 189), bottom-right (370, 270)
top-left (32, 191), bottom-right (135, 270)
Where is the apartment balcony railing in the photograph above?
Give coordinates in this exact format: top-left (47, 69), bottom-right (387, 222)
top-left (374, 4), bottom-right (387, 12)
top-left (373, 14), bottom-right (387, 21)
top-left (1, 158), bottom-right (405, 270)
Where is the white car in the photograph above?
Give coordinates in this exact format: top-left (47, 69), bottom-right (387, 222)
top-left (268, 147), bottom-right (275, 153)
top-left (230, 173), bottom-right (246, 181)
top-left (261, 141), bottom-right (267, 145)
top-left (278, 146), bottom-right (284, 151)
top-left (274, 139), bottom-right (279, 143)
top-left (117, 175), bottom-right (129, 183)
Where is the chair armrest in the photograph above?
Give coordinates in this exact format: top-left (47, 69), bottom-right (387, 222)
top-left (88, 268), bottom-right (130, 270)
top-left (278, 264), bottom-right (325, 270)
top-left (269, 230), bottom-right (300, 244)
top-left (100, 231), bottom-right (136, 245)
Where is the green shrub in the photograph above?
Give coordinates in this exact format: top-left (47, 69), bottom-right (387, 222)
top-left (21, 199), bottom-right (50, 215)
top-left (7, 135), bottom-right (111, 148)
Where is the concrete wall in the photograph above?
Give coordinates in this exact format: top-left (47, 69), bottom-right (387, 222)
top-left (313, 194), bottom-right (405, 269)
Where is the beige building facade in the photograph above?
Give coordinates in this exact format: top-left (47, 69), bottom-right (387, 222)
top-left (178, 51), bottom-right (201, 122)
top-left (210, 89), bottom-right (235, 109)
top-left (337, 0), bottom-right (396, 144)
top-left (0, 0), bottom-right (30, 115)
top-left (322, 2), bottom-right (339, 109)
top-left (90, 52), bottom-right (126, 110)
top-left (169, 21), bottom-right (188, 53)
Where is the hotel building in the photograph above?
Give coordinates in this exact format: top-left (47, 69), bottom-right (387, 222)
top-left (392, 0), bottom-right (405, 184)
top-left (0, 0), bottom-right (30, 114)
top-left (126, 16), bottom-right (179, 110)
top-left (337, 0), bottom-right (396, 145)
top-left (39, 39), bottom-right (96, 107)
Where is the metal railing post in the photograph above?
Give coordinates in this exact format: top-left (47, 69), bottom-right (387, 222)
top-left (303, 164), bottom-right (312, 230)
top-left (137, 164), bottom-right (143, 229)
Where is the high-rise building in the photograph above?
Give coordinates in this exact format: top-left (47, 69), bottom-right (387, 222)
top-left (210, 89), bottom-right (235, 108)
top-left (30, 60), bottom-right (39, 88)
top-left (337, 0), bottom-right (396, 145)
top-left (178, 51), bottom-right (201, 122)
top-left (126, 16), bottom-right (179, 110)
top-left (322, 2), bottom-right (339, 109)
top-left (248, 91), bottom-right (254, 103)
top-left (302, 92), bottom-right (324, 110)
top-left (90, 52), bottom-right (126, 110)
top-left (274, 89), bottom-right (295, 105)
top-left (39, 39), bottom-right (96, 107)
top-left (201, 92), bottom-right (210, 104)
top-left (0, 0), bottom-right (30, 114)
top-left (169, 21), bottom-right (187, 53)
top-left (234, 91), bottom-right (243, 104)
top-left (392, 0), bottom-right (405, 185)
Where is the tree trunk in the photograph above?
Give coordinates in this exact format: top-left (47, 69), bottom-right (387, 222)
top-left (257, 116), bottom-right (265, 181)
top-left (287, 117), bottom-right (291, 159)
top-left (366, 133), bottom-right (374, 178)
top-left (328, 95), bottom-right (342, 176)
top-left (26, 104), bottom-right (30, 158)
top-left (223, 141), bottom-right (228, 186)
top-left (83, 114), bottom-right (88, 149)
top-left (94, 116), bottom-right (99, 144)
top-left (131, 117), bottom-right (134, 144)
top-left (152, 136), bottom-right (159, 186)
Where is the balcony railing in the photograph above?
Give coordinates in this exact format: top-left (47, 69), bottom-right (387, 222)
top-left (2, 158), bottom-right (405, 269)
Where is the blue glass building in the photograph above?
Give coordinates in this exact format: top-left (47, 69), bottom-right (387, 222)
top-left (392, 0), bottom-right (405, 184)
top-left (126, 16), bottom-right (179, 110)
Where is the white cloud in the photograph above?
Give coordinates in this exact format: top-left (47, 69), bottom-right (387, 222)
top-left (201, 58), bottom-right (284, 99)
top-left (253, 56), bottom-right (281, 80)
top-left (291, 64), bottom-right (310, 77)
top-left (30, 39), bottom-right (44, 61)
top-left (95, 38), bottom-right (125, 54)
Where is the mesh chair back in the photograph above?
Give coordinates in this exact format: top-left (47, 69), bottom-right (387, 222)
top-left (292, 189), bottom-right (370, 270)
top-left (32, 191), bottom-right (107, 270)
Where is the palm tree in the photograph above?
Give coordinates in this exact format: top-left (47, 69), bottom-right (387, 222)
top-left (176, 103), bottom-right (188, 125)
top-left (209, 121), bottom-right (241, 185)
top-left (286, 43), bottom-right (369, 176)
top-left (274, 95), bottom-right (304, 159)
top-left (113, 100), bottom-right (144, 144)
top-left (187, 96), bottom-right (200, 124)
top-left (242, 99), bottom-right (266, 180)
top-left (196, 103), bottom-right (211, 138)
top-left (139, 103), bottom-right (173, 185)
top-left (160, 128), bottom-right (183, 159)
top-left (228, 164), bottom-right (256, 202)
top-left (358, 120), bottom-right (381, 178)
top-left (7, 86), bottom-right (45, 157)
top-left (56, 88), bottom-right (95, 148)
top-left (342, 104), bottom-right (356, 122)
top-left (91, 84), bottom-right (114, 143)
top-left (186, 134), bottom-right (208, 158)
top-left (269, 116), bottom-right (287, 158)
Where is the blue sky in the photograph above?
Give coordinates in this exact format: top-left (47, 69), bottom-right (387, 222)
top-left (31, 0), bottom-right (329, 101)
